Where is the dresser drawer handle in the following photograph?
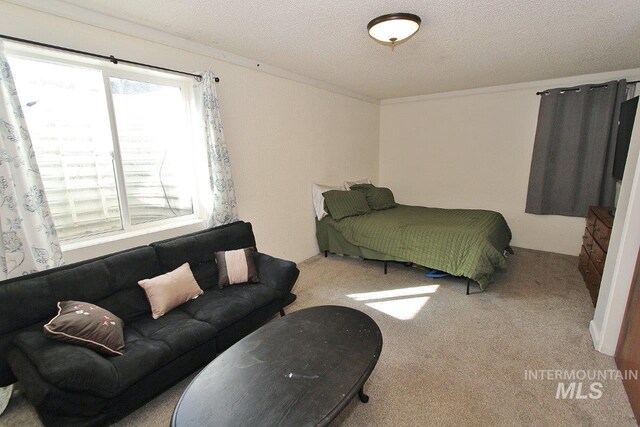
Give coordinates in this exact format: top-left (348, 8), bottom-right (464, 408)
top-left (595, 259), bottom-right (603, 264)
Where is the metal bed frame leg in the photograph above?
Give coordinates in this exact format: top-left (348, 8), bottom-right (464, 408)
top-left (466, 278), bottom-right (470, 295)
top-left (324, 251), bottom-right (328, 257)
top-left (384, 261), bottom-right (387, 274)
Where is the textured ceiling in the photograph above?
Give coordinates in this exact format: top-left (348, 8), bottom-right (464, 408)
top-left (55, 0), bottom-right (640, 99)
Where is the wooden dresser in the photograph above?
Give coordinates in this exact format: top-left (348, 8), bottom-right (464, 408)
top-left (578, 206), bottom-right (614, 306)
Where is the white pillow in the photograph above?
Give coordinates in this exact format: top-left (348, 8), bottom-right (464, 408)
top-left (344, 178), bottom-right (372, 190)
top-left (312, 183), bottom-right (344, 220)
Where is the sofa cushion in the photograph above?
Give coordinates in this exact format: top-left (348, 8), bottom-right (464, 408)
top-left (93, 247), bottom-right (162, 323)
top-left (179, 284), bottom-right (280, 333)
top-left (44, 301), bottom-right (125, 356)
top-left (47, 248), bottom-right (162, 321)
top-left (13, 311), bottom-right (216, 398)
top-left (126, 310), bottom-right (216, 359)
top-left (0, 246), bottom-right (162, 386)
top-left (253, 253), bottom-right (300, 297)
top-left (0, 276), bottom-right (57, 337)
top-left (14, 330), bottom-right (122, 398)
top-left (151, 222), bottom-right (256, 291)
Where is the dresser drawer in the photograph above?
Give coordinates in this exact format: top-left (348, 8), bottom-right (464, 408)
top-left (579, 245), bottom-right (590, 279)
top-left (586, 209), bottom-right (597, 235)
top-left (582, 228), bottom-right (594, 255)
top-left (593, 218), bottom-right (612, 251)
top-left (585, 258), bottom-right (602, 306)
top-left (591, 241), bottom-right (607, 275)
top-left (580, 206), bottom-right (613, 308)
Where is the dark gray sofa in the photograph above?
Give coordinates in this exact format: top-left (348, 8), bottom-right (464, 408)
top-left (0, 221), bottom-right (299, 426)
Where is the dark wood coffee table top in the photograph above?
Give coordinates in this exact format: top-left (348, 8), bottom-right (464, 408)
top-left (171, 305), bottom-right (383, 427)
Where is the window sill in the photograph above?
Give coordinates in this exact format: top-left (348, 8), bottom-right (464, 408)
top-left (61, 217), bottom-right (208, 253)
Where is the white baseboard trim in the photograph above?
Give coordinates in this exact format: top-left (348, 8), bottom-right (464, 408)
top-left (589, 320), bottom-right (602, 352)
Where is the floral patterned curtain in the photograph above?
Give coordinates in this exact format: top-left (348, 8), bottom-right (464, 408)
top-left (0, 41), bottom-right (63, 280)
top-left (195, 71), bottom-right (238, 227)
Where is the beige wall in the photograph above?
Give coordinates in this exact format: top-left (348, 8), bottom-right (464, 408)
top-left (224, 69), bottom-right (379, 261)
top-left (4, 2), bottom-right (639, 262)
top-left (379, 81), bottom-right (640, 255)
top-left (0, 3), bottom-right (380, 264)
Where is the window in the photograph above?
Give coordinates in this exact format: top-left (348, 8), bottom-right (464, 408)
top-left (7, 53), bottom-right (198, 241)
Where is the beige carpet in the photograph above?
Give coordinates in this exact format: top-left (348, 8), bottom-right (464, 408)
top-left (2, 248), bottom-right (636, 426)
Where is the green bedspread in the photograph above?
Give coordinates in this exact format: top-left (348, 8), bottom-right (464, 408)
top-left (322, 205), bottom-right (512, 289)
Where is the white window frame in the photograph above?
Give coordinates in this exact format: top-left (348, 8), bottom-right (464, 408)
top-left (5, 43), bottom-right (209, 250)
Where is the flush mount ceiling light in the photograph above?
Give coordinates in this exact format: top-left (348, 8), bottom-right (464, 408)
top-left (367, 13), bottom-right (421, 46)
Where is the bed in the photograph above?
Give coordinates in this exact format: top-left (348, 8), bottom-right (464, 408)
top-left (316, 204), bottom-right (512, 292)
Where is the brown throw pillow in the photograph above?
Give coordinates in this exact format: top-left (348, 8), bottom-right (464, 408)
top-left (215, 247), bottom-right (259, 288)
top-left (44, 301), bottom-right (125, 356)
top-left (138, 263), bottom-right (204, 319)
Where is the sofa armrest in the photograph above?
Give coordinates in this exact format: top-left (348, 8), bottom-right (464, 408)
top-left (254, 253), bottom-right (299, 296)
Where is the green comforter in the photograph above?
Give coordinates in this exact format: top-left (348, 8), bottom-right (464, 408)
top-left (327, 205), bottom-right (512, 289)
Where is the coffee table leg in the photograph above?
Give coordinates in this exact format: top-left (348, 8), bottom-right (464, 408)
top-left (358, 387), bottom-right (369, 403)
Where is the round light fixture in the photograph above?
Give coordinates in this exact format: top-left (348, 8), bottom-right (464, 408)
top-left (367, 13), bottom-right (421, 45)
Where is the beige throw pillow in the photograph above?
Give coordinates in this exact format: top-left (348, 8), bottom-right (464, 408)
top-left (138, 263), bottom-right (203, 319)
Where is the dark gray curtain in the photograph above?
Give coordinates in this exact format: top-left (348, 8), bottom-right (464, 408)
top-left (525, 80), bottom-right (627, 217)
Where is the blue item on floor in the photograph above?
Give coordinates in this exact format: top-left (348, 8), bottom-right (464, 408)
top-left (425, 269), bottom-right (449, 278)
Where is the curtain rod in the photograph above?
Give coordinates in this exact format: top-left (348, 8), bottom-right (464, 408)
top-left (536, 80), bottom-right (639, 96)
top-left (0, 34), bottom-right (218, 83)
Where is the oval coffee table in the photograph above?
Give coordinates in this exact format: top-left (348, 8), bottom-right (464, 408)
top-left (171, 305), bottom-right (383, 426)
